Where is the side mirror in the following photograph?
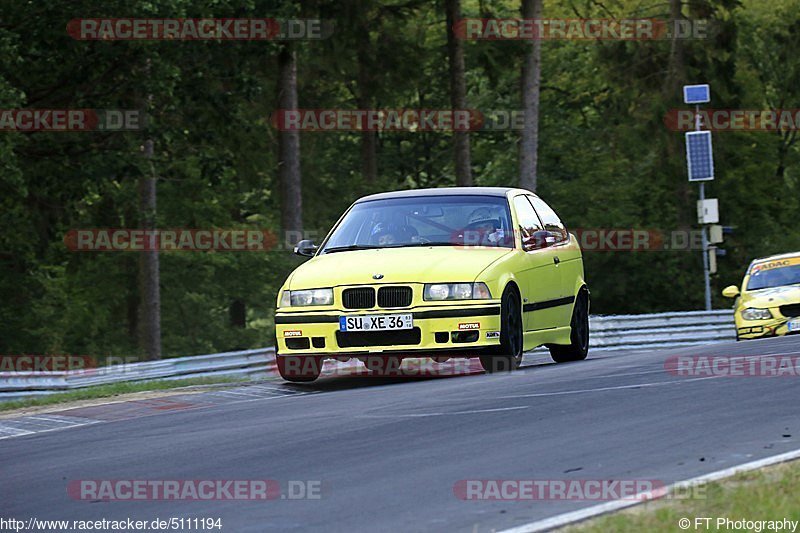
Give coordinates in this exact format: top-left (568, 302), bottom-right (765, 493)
top-left (294, 239), bottom-right (318, 257)
top-left (721, 285), bottom-right (740, 298)
top-left (526, 230), bottom-right (557, 250)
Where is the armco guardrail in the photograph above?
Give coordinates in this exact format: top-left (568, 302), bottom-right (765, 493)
top-left (589, 309), bottom-right (736, 351)
top-left (0, 348), bottom-right (276, 401)
top-left (0, 310), bottom-right (735, 400)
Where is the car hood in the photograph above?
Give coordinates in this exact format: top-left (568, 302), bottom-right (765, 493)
top-left (287, 246), bottom-right (513, 289)
top-left (741, 284), bottom-right (800, 308)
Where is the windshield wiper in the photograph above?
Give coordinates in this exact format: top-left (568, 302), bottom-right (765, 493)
top-left (324, 242), bottom-right (460, 253)
top-left (383, 242), bottom-right (457, 248)
top-left (323, 244), bottom-right (380, 254)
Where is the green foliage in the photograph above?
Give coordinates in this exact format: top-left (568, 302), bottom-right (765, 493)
top-left (0, 376), bottom-right (247, 412)
top-left (570, 459), bottom-right (800, 532)
top-left (1, 0), bottom-right (799, 358)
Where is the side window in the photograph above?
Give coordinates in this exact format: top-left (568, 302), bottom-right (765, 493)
top-left (529, 195), bottom-right (568, 243)
top-left (512, 196), bottom-right (544, 251)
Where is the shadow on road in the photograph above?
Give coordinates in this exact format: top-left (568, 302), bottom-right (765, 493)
top-left (277, 355), bottom-right (566, 393)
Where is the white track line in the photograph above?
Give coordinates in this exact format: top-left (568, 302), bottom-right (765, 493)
top-left (0, 420), bottom-right (99, 440)
top-left (496, 375), bottom-right (721, 399)
top-left (359, 406), bottom-right (529, 419)
top-left (497, 447), bottom-right (800, 533)
top-left (0, 390), bottom-right (318, 442)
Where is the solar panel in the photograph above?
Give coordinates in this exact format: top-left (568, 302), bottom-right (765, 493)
top-left (683, 84), bottom-right (710, 104)
top-left (685, 131), bottom-right (714, 181)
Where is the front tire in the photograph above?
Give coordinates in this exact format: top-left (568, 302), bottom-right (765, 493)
top-left (549, 290), bottom-right (589, 363)
top-left (480, 286), bottom-right (523, 373)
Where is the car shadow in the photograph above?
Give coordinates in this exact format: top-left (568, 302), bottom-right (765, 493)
top-left (277, 353), bottom-right (565, 393)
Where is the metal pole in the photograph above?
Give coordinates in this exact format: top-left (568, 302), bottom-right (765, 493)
top-left (699, 183), bottom-right (711, 310)
top-left (696, 104), bottom-right (712, 311)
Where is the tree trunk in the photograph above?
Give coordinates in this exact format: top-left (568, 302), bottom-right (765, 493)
top-left (519, 0), bottom-right (542, 192)
top-left (663, 0), bottom-right (692, 226)
top-left (355, 6), bottom-right (378, 188)
top-left (138, 139), bottom-right (161, 360)
top-left (229, 299), bottom-right (246, 328)
top-left (277, 43), bottom-right (303, 240)
top-left (357, 26), bottom-right (378, 186)
top-left (665, 0), bottom-right (685, 99)
top-left (127, 258), bottom-right (138, 341)
top-left (445, 0), bottom-right (472, 186)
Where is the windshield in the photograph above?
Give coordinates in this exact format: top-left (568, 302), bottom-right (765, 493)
top-left (747, 260), bottom-right (800, 290)
top-left (321, 195), bottom-right (514, 253)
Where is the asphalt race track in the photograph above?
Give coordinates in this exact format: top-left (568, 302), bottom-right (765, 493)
top-left (3, 335), bottom-right (800, 532)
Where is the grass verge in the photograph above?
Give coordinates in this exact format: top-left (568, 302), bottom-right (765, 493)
top-left (0, 376), bottom-right (248, 412)
top-left (569, 458), bottom-right (800, 532)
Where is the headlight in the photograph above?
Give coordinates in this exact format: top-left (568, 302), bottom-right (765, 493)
top-left (423, 282), bottom-right (492, 301)
top-left (741, 307), bottom-right (773, 321)
top-left (281, 288), bottom-right (333, 307)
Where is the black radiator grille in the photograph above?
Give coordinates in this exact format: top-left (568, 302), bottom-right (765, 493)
top-left (780, 304), bottom-right (800, 318)
top-left (342, 288), bottom-right (376, 309)
top-left (377, 286), bottom-right (413, 308)
top-left (336, 327), bottom-right (421, 348)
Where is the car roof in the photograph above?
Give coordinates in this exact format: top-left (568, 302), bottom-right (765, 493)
top-left (749, 251), bottom-right (800, 266)
top-left (356, 187), bottom-right (531, 203)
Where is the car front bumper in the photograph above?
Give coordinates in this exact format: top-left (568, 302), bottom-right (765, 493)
top-left (735, 314), bottom-right (800, 340)
top-left (275, 303), bottom-right (502, 357)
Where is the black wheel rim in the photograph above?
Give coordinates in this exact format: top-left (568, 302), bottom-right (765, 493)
top-left (507, 296), bottom-right (523, 362)
top-left (574, 296), bottom-right (589, 352)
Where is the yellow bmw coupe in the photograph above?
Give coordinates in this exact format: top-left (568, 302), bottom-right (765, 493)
top-left (274, 187), bottom-right (589, 381)
top-left (722, 252), bottom-right (800, 340)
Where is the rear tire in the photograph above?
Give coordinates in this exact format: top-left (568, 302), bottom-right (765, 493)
top-left (277, 355), bottom-right (323, 382)
top-left (549, 290), bottom-right (589, 363)
top-left (480, 286), bottom-right (523, 373)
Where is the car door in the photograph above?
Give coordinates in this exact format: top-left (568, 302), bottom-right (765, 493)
top-left (528, 194), bottom-right (580, 327)
top-left (511, 195), bottom-right (563, 331)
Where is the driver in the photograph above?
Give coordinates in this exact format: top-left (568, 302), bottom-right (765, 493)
top-left (370, 211), bottom-right (415, 245)
top-left (465, 207), bottom-right (505, 245)
top-left (370, 221), bottom-right (399, 245)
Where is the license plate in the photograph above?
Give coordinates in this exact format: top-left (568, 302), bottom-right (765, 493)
top-left (339, 314), bottom-right (413, 332)
top-left (788, 319), bottom-right (800, 332)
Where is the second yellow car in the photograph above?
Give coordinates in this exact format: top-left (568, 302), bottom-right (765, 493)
top-left (722, 251), bottom-right (800, 340)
